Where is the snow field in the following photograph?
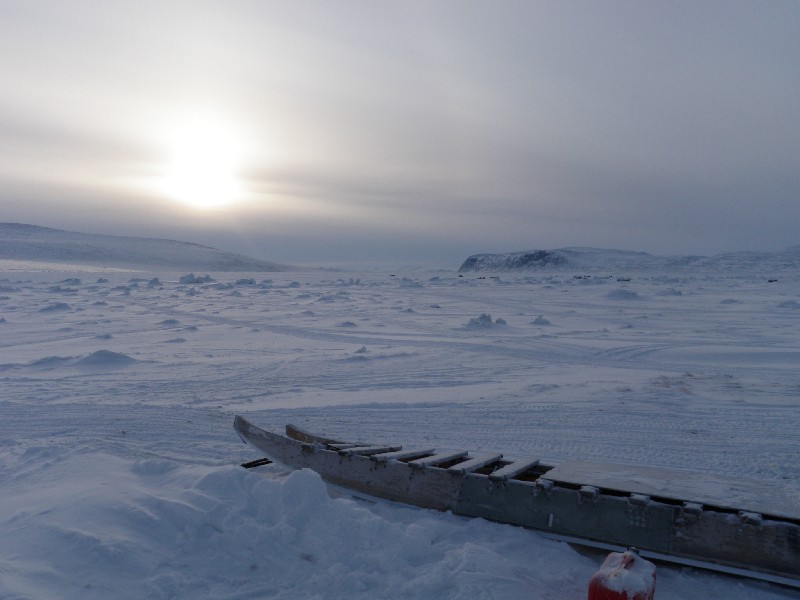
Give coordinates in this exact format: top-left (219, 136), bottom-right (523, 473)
top-left (1, 265), bottom-right (799, 598)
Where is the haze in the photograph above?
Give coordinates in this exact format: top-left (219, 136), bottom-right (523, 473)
top-left (1, 1), bottom-right (799, 266)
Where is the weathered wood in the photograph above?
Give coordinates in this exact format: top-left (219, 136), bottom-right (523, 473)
top-left (457, 475), bottom-right (675, 553)
top-left (286, 423), bottom-right (342, 445)
top-left (448, 453), bottom-right (503, 474)
top-left (237, 417), bottom-right (460, 511)
top-left (668, 508), bottom-right (799, 578)
top-left (408, 450), bottom-right (468, 469)
top-left (545, 460), bottom-right (800, 520)
top-left (488, 458), bottom-right (540, 481)
top-left (340, 445), bottom-right (403, 456)
top-left (371, 448), bottom-right (435, 462)
top-left (235, 416), bottom-right (800, 587)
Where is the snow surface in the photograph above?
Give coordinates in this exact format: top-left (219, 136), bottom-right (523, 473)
top-left (2, 250), bottom-right (800, 599)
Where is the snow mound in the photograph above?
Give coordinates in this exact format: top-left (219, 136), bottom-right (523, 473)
top-left (30, 355), bottom-right (75, 368)
top-left (0, 455), bottom-right (592, 600)
top-left (77, 350), bottom-right (138, 368)
top-left (465, 313), bottom-right (507, 329)
top-left (777, 300), bottom-right (800, 309)
top-left (607, 289), bottom-right (641, 300)
top-left (657, 288), bottom-right (683, 296)
top-left (39, 302), bottom-right (72, 312)
top-left (179, 273), bottom-right (214, 284)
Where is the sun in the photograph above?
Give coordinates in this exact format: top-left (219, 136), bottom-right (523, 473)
top-left (158, 112), bottom-right (244, 210)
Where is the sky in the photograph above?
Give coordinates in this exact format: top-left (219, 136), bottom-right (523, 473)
top-left (1, 1), bottom-right (799, 267)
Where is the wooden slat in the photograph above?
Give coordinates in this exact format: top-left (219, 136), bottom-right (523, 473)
top-left (545, 460), bottom-right (800, 520)
top-left (329, 443), bottom-right (363, 450)
top-left (409, 450), bottom-right (468, 469)
top-left (370, 448), bottom-right (435, 462)
top-left (448, 453), bottom-right (503, 474)
top-left (488, 458), bottom-right (540, 481)
top-left (340, 445), bottom-right (402, 456)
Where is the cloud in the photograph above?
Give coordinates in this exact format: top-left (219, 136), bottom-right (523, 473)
top-left (1, 1), bottom-right (799, 264)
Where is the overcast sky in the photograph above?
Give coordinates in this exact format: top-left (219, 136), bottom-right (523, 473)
top-left (1, 1), bottom-right (799, 266)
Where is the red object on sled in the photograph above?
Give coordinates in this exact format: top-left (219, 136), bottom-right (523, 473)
top-left (588, 548), bottom-right (656, 600)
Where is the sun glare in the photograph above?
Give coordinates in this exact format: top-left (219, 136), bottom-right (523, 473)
top-left (159, 113), bottom-right (243, 210)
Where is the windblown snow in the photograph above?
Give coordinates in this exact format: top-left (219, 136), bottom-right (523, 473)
top-left (1, 233), bottom-right (799, 599)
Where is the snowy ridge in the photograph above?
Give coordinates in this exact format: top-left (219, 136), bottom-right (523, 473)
top-left (0, 223), bottom-right (287, 271)
top-left (458, 246), bottom-right (800, 273)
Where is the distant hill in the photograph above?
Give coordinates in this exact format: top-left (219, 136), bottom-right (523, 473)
top-left (458, 246), bottom-right (800, 273)
top-left (0, 223), bottom-right (288, 272)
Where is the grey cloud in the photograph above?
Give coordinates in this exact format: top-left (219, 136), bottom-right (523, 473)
top-left (1, 1), bottom-right (799, 265)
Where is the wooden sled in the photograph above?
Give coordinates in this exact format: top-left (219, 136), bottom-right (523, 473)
top-left (234, 415), bottom-right (800, 588)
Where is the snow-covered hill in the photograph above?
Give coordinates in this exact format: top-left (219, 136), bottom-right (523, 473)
top-left (458, 246), bottom-right (800, 273)
top-left (0, 223), bottom-right (288, 271)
